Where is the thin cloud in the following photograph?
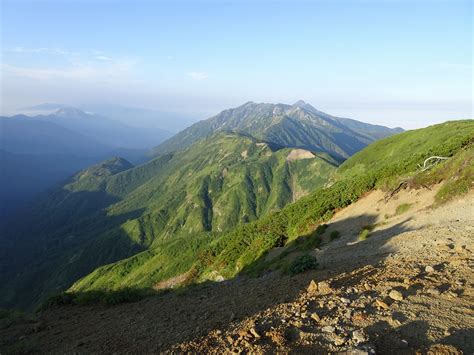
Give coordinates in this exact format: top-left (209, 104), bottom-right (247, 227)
top-left (187, 72), bottom-right (208, 80)
top-left (11, 46), bottom-right (74, 56)
top-left (1, 57), bottom-right (137, 83)
top-left (95, 55), bottom-right (113, 61)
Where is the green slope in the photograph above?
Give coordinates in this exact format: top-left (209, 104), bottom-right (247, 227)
top-left (152, 101), bottom-right (402, 160)
top-left (0, 133), bottom-right (337, 310)
top-left (71, 120), bottom-right (473, 293)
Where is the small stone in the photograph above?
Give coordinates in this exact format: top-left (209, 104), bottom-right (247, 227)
top-left (447, 291), bottom-right (459, 298)
top-left (425, 266), bottom-right (435, 273)
top-left (333, 335), bottom-right (346, 346)
top-left (389, 290), bottom-right (404, 301)
top-left (311, 312), bottom-right (321, 322)
top-left (249, 328), bottom-right (260, 338)
top-left (427, 288), bottom-right (440, 296)
top-left (307, 280), bottom-right (319, 294)
top-left (318, 281), bottom-right (333, 294)
top-left (340, 297), bottom-right (351, 305)
top-left (375, 299), bottom-right (389, 310)
top-left (352, 330), bottom-right (367, 343)
top-left (238, 329), bottom-right (250, 338)
top-left (322, 325), bottom-right (336, 333)
top-left (399, 339), bottom-right (409, 348)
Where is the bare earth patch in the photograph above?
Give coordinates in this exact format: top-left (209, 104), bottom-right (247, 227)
top-left (287, 149), bottom-right (315, 161)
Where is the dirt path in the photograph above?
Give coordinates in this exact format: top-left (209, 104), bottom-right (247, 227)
top-left (1, 188), bottom-right (473, 354)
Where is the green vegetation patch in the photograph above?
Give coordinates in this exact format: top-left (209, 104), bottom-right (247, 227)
top-left (287, 254), bottom-right (319, 275)
top-left (330, 230), bottom-right (341, 240)
top-left (395, 203), bottom-right (413, 215)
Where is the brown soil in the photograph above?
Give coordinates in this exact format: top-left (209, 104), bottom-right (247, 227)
top-left (1, 188), bottom-right (473, 354)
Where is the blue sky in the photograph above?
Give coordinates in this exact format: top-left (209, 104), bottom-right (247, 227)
top-left (1, 0), bottom-right (472, 128)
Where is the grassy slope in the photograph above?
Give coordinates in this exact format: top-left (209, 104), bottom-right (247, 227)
top-left (71, 120), bottom-right (474, 293)
top-left (0, 133), bottom-right (336, 310)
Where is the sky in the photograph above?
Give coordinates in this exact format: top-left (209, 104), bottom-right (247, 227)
top-left (0, 0), bottom-right (472, 129)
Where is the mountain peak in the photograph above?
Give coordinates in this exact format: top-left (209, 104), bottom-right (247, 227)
top-left (292, 100), bottom-right (316, 111)
top-left (54, 107), bottom-right (89, 118)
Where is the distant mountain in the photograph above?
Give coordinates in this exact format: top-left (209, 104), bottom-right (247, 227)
top-left (0, 109), bottom-right (159, 215)
top-left (29, 107), bottom-right (173, 150)
top-left (0, 132), bottom-right (338, 309)
top-left (25, 103), bottom-right (199, 133)
top-left (152, 101), bottom-right (403, 160)
top-left (0, 115), bottom-right (112, 156)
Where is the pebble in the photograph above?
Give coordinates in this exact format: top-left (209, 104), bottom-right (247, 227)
top-left (425, 266), bottom-right (435, 273)
top-left (333, 335), bottom-right (346, 346)
top-left (322, 325), bottom-right (336, 333)
top-left (375, 299), bottom-right (389, 310)
top-left (352, 330), bottom-right (367, 343)
top-left (249, 328), bottom-right (260, 338)
top-left (307, 280), bottom-right (318, 294)
top-left (427, 288), bottom-right (440, 296)
top-left (340, 297), bottom-right (351, 305)
top-left (399, 339), bottom-right (409, 349)
top-left (389, 290), bottom-right (404, 301)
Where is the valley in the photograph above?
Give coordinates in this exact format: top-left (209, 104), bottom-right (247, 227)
top-left (1, 180), bottom-right (472, 353)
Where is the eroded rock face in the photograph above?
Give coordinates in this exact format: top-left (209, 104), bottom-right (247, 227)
top-left (287, 149), bottom-right (316, 161)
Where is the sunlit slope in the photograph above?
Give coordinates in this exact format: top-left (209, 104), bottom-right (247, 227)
top-left (0, 133), bottom-right (336, 309)
top-left (72, 120), bottom-right (473, 292)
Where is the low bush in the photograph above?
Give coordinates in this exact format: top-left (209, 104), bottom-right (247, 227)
top-left (287, 254), bottom-right (319, 275)
top-left (330, 230), bottom-right (341, 240)
top-left (395, 203), bottom-right (412, 215)
top-left (358, 228), bottom-right (371, 241)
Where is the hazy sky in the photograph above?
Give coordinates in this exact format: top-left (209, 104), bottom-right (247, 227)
top-left (1, 0), bottom-right (472, 129)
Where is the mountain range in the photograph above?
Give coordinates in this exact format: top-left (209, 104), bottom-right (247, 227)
top-left (152, 101), bottom-right (403, 160)
top-left (0, 101), bottom-right (408, 309)
top-left (0, 108), bottom-right (172, 215)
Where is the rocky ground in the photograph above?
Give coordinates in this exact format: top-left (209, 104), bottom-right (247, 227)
top-left (1, 188), bottom-right (473, 354)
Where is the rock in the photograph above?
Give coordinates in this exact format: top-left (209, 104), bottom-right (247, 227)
top-left (398, 339), bottom-right (409, 349)
top-left (333, 335), bottom-right (347, 346)
top-left (322, 325), bottom-right (336, 333)
top-left (311, 313), bottom-right (321, 322)
top-left (307, 280), bottom-right (319, 294)
top-left (237, 329), bottom-right (250, 338)
top-left (389, 290), bottom-right (404, 301)
top-left (427, 288), bottom-right (440, 296)
top-left (425, 265), bottom-right (435, 273)
top-left (375, 299), bottom-right (389, 310)
top-left (340, 297), bottom-right (351, 305)
top-left (249, 328), bottom-right (260, 338)
top-left (318, 281), bottom-right (333, 294)
top-left (352, 330), bottom-right (367, 343)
